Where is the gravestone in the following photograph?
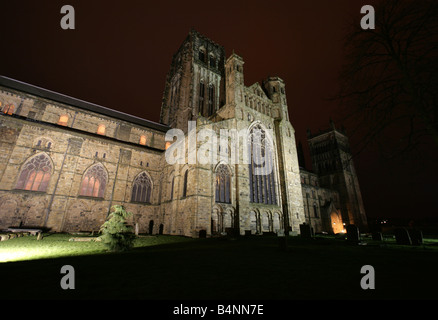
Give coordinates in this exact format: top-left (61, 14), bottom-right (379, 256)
top-left (372, 232), bottom-right (383, 241)
top-left (299, 223), bottom-right (312, 239)
top-left (409, 229), bottom-right (423, 245)
top-left (394, 228), bottom-right (411, 245)
top-left (198, 230), bottom-right (207, 238)
top-left (148, 220), bottom-right (154, 235)
top-left (346, 224), bottom-right (360, 243)
top-left (278, 235), bottom-right (288, 251)
top-left (225, 228), bottom-right (239, 238)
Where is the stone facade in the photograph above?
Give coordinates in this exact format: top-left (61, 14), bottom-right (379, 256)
top-left (304, 122), bottom-right (368, 232)
top-left (0, 77), bottom-right (168, 234)
top-left (0, 30), bottom-right (366, 237)
top-left (299, 169), bottom-right (345, 234)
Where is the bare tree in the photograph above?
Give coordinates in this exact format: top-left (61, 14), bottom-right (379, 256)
top-left (336, 0), bottom-right (438, 160)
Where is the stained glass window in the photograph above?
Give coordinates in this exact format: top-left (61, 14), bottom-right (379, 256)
top-left (248, 124), bottom-right (277, 204)
top-left (79, 163), bottom-right (107, 198)
top-left (215, 164), bottom-right (231, 203)
top-left (15, 153), bottom-right (52, 192)
top-left (131, 172), bottom-right (152, 203)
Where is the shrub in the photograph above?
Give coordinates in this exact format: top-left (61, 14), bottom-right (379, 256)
top-left (99, 205), bottom-right (136, 252)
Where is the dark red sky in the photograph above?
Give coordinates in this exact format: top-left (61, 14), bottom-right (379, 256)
top-left (1, 0), bottom-right (437, 222)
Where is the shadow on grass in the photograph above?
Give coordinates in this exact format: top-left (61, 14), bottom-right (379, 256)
top-left (1, 235), bottom-right (437, 300)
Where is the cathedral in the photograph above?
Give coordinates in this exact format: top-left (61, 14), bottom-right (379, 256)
top-left (0, 30), bottom-right (367, 237)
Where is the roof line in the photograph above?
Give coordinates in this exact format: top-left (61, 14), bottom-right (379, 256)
top-left (0, 76), bottom-right (170, 133)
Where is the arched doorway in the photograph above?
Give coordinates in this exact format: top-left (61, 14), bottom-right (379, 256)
top-left (211, 210), bottom-right (221, 234)
top-left (330, 211), bottom-right (344, 234)
top-left (261, 211), bottom-right (271, 232)
top-left (212, 204), bottom-right (227, 235)
top-left (249, 210), bottom-right (259, 234)
top-left (272, 212), bottom-right (281, 232)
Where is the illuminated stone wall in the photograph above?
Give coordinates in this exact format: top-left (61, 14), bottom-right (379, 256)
top-left (300, 170), bottom-right (344, 234)
top-left (0, 31), bottom-right (366, 237)
top-left (0, 84), bottom-right (168, 234)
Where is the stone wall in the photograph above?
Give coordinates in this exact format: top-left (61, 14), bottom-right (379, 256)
top-left (0, 83), bottom-right (168, 234)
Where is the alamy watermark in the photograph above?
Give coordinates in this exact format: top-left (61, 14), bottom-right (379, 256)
top-left (60, 5), bottom-right (75, 30)
top-left (60, 4), bottom-right (375, 31)
top-left (360, 5), bottom-right (375, 30)
top-left (60, 265), bottom-right (75, 290)
top-left (360, 265), bottom-right (375, 290)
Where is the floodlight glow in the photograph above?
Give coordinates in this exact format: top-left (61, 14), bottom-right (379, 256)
top-left (0, 248), bottom-right (46, 262)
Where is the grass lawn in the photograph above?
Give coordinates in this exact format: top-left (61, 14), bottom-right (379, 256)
top-left (0, 233), bottom-right (437, 300)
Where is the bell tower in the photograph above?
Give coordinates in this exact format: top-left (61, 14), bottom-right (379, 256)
top-left (263, 77), bottom-right (289, 121)
top-left (307, 122), bottom-right (368, 231)
top-left (160, 29), bottom-right (226, 133)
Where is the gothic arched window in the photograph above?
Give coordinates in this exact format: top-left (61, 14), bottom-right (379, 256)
top-left (131, 172), bottom-right (152, 203)
top-left (199, 49), bottom-right (206, 62)
top-left (248, 124), bottom-right (277, 205)
top-left (182, 169), bottom-right (188, 198)
top-left (313, 203), bottom-right (319, 218)
top-left (215, 164), bottom-right (231, 203)
top-left (170, 176), bottom-right (175, 200)
top-left (15, 153), bottom-right (52, 192)
top-left (207, 84), bottom-right (215, 116)
top-left (79, 163), bottom-right (107, 198)
top-left (199, 81), bottom-right (205, 113)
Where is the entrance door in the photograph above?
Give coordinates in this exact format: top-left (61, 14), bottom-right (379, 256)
top-left (330, 211), bottom-right (344, 234)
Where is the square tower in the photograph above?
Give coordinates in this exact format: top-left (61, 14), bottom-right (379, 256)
top-left (160, 29), bottom-right (226, 133)
top-left (307, 122), bottom-right (368, 231)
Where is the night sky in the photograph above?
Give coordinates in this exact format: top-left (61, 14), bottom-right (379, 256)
top-left (1, 0), bottom-right (437, 223)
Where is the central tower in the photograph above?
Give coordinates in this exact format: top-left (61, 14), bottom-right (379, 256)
top-left (160, 29), bottom-right (226, 133)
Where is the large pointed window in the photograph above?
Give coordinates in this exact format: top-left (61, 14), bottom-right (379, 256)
top-left (79, 163), bottom-right (107, 198)
top-left (248, 124), bottom-right (277, 204)
top-left (131, 171), bottom-right (152, 203)
top-left (15, 153), bottom-right (52, 192)
top-left (215, 164), bottom-right (231, 203)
